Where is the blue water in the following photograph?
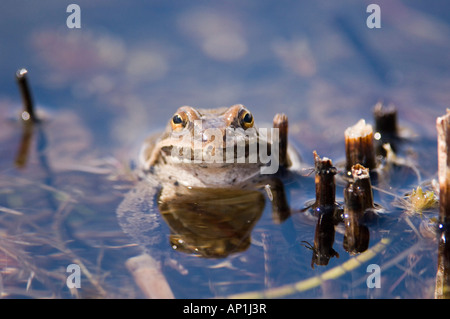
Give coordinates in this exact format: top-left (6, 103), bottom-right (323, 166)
top-left (0, 0), bottom-right (449, 298)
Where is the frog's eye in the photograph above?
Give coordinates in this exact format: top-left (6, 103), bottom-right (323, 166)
top-left (172, 114), bottom-right (183, 124)
top-left (239, 111), bottom-right (254, 129)
top-left (171, 112), bottom-right (188, 130)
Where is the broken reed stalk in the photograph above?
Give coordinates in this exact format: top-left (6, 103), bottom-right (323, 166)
top-left (345, 119), bottom-right (376, 172)
top-left (349, 164), bottom-right (374, 210)
top-left (373, 102), bottom-right (398, 136)
top-left (435, 109), bottom-right (450, 298)
top-left (313, 151), bottom-right (336, 210)
top-left (373, 102), bottom-right (398, 156)
top-left (436, 229), bottom-right (450, 299)
top-left (310, 151), bottom-right (339, 267)
top-left (126, 253), bottom-right (175, 299)
top-left (343, 164), bottom-right (372, 254)
top-left (16, 68), bottom-right (38, 122)
top-left (273, 113), bottom-right (288, 168)
top-left (14, 68), bottom-right (39, 168)
top-left (437, 109), bottom-right (450, 224)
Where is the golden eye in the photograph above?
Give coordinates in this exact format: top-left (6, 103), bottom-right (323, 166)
top-left (240, 111), bottom-right (254, 129)
top-left (172, 114), bottom-right (183, 124)
top-left (171, 112), bottom-right (188, 130)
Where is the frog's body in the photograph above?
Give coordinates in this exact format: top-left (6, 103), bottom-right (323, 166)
top-left (117, 104), bottom-right (302, 298)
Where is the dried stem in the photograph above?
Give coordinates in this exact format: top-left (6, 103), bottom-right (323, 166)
top-left (373, 102), bottom-right (398, 136)
top-left (345, 119), bottom-right (376, 172)
top-left (126, 253), bottom-right (175, 299)
top-left (16, 68), bottom-right (38, 122)
top-left (343, 164), bottom-right (372, 254)
top-left (313, 151), bottom-right (336, 210)
top-left (436, 226), bottom-right (450, 299)
top-left (350, 164), bottom-right (374, 210)
top-left (437, 109), bottom-right (450, 224)
top-left (435, 109), bottom-right (450, 298)
top-left (273, 113), bottom-right (289, 168)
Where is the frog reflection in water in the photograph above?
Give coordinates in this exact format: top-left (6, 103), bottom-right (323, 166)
top-left (117, 104), bottom-right (302, 298)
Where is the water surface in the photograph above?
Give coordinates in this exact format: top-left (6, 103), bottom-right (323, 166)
top-left (0, 0), bottom-right (449, 298)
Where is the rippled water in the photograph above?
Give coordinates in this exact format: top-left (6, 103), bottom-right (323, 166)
top-left (0, 0), bottom-right (449, 298)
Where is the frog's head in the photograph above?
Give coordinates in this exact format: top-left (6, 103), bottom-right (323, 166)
top-left (139, 104), bottom-right (283, 186)
top-left (156, 104), bottom-right (261, 165)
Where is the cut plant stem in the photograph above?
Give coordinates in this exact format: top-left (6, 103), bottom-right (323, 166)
top-left (308, 151), bottom-right (339, 267)
top-left (14, 68), bottom-right (40, 168)
top-left (436, 225), bottom-right (450, 299)
top-left (273, 113), bottom-right (289, 168)
top-left (313, 151), bottom-right (337, 211)
top-left (437, 109), bottom-right (450, 225)
top-left (342, 164), bottom-right (372, 254)
top-left (373, 102), bottom-right (398, 156)
top-left (350, 164), bottom-right (374, 209)
top-left (435, 109), bottom-right (450, 298)
top-left (373, 102), bottom-right (398, 136)
top-left (345, 119), bottom-right (376, 172)
top-left (16, 68), bottom-right (38, 122)
top-left (126, 253), bottom-right (175, 299)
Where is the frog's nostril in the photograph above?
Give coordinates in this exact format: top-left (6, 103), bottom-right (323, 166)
top-left (207, 145), bottom-right (215, 156)
top-left (202, 132), bottom-right (216, 143)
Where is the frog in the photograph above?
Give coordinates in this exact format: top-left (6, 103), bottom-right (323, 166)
top-left (137, 104), bottom-right (301, 185)
top-left (116, 104), bottom-right (302, 298)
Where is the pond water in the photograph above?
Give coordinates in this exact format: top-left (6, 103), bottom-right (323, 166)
top-left (1, 0), bottom-right (450, 299)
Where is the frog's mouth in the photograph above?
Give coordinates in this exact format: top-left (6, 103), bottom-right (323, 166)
top-left (160, 142), bottom-right (258, 165)
top-left (158, 126), bottom-right (280, 174)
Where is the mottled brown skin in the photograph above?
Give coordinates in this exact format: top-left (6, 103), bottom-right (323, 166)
top-left (117, 105), bottom-right (301, 297)
top-left (118, 104), bottom-right (302, 249)
top-left (138, 104), bottom-right (300, 188)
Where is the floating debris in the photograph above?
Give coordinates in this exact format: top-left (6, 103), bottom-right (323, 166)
top-left (0, 205), bottom-right (24, 216)
top-left (407, 186), bottom-right (438, 215)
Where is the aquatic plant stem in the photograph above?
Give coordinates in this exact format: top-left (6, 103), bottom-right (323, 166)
top-left (436, 109), bottom-right (450, 298)
top-left (345, 119), bottom-right (376, 172)
top-left (349, 164), bottom-right (374, 210)
top-left (343, 164), bottom-right (372, 254)
top-left (313, 151), bottom-right (336, 209)
top-left (14, 68), bottom-right (40, 168)
top-left (16, 68), bottom-right (38, 122)
top-left (373, 102), bottom-right (398, 136)
top-left (273, 113), bottom-right (289, 168)
top-left (437, 109), bottom-right (450, 223)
